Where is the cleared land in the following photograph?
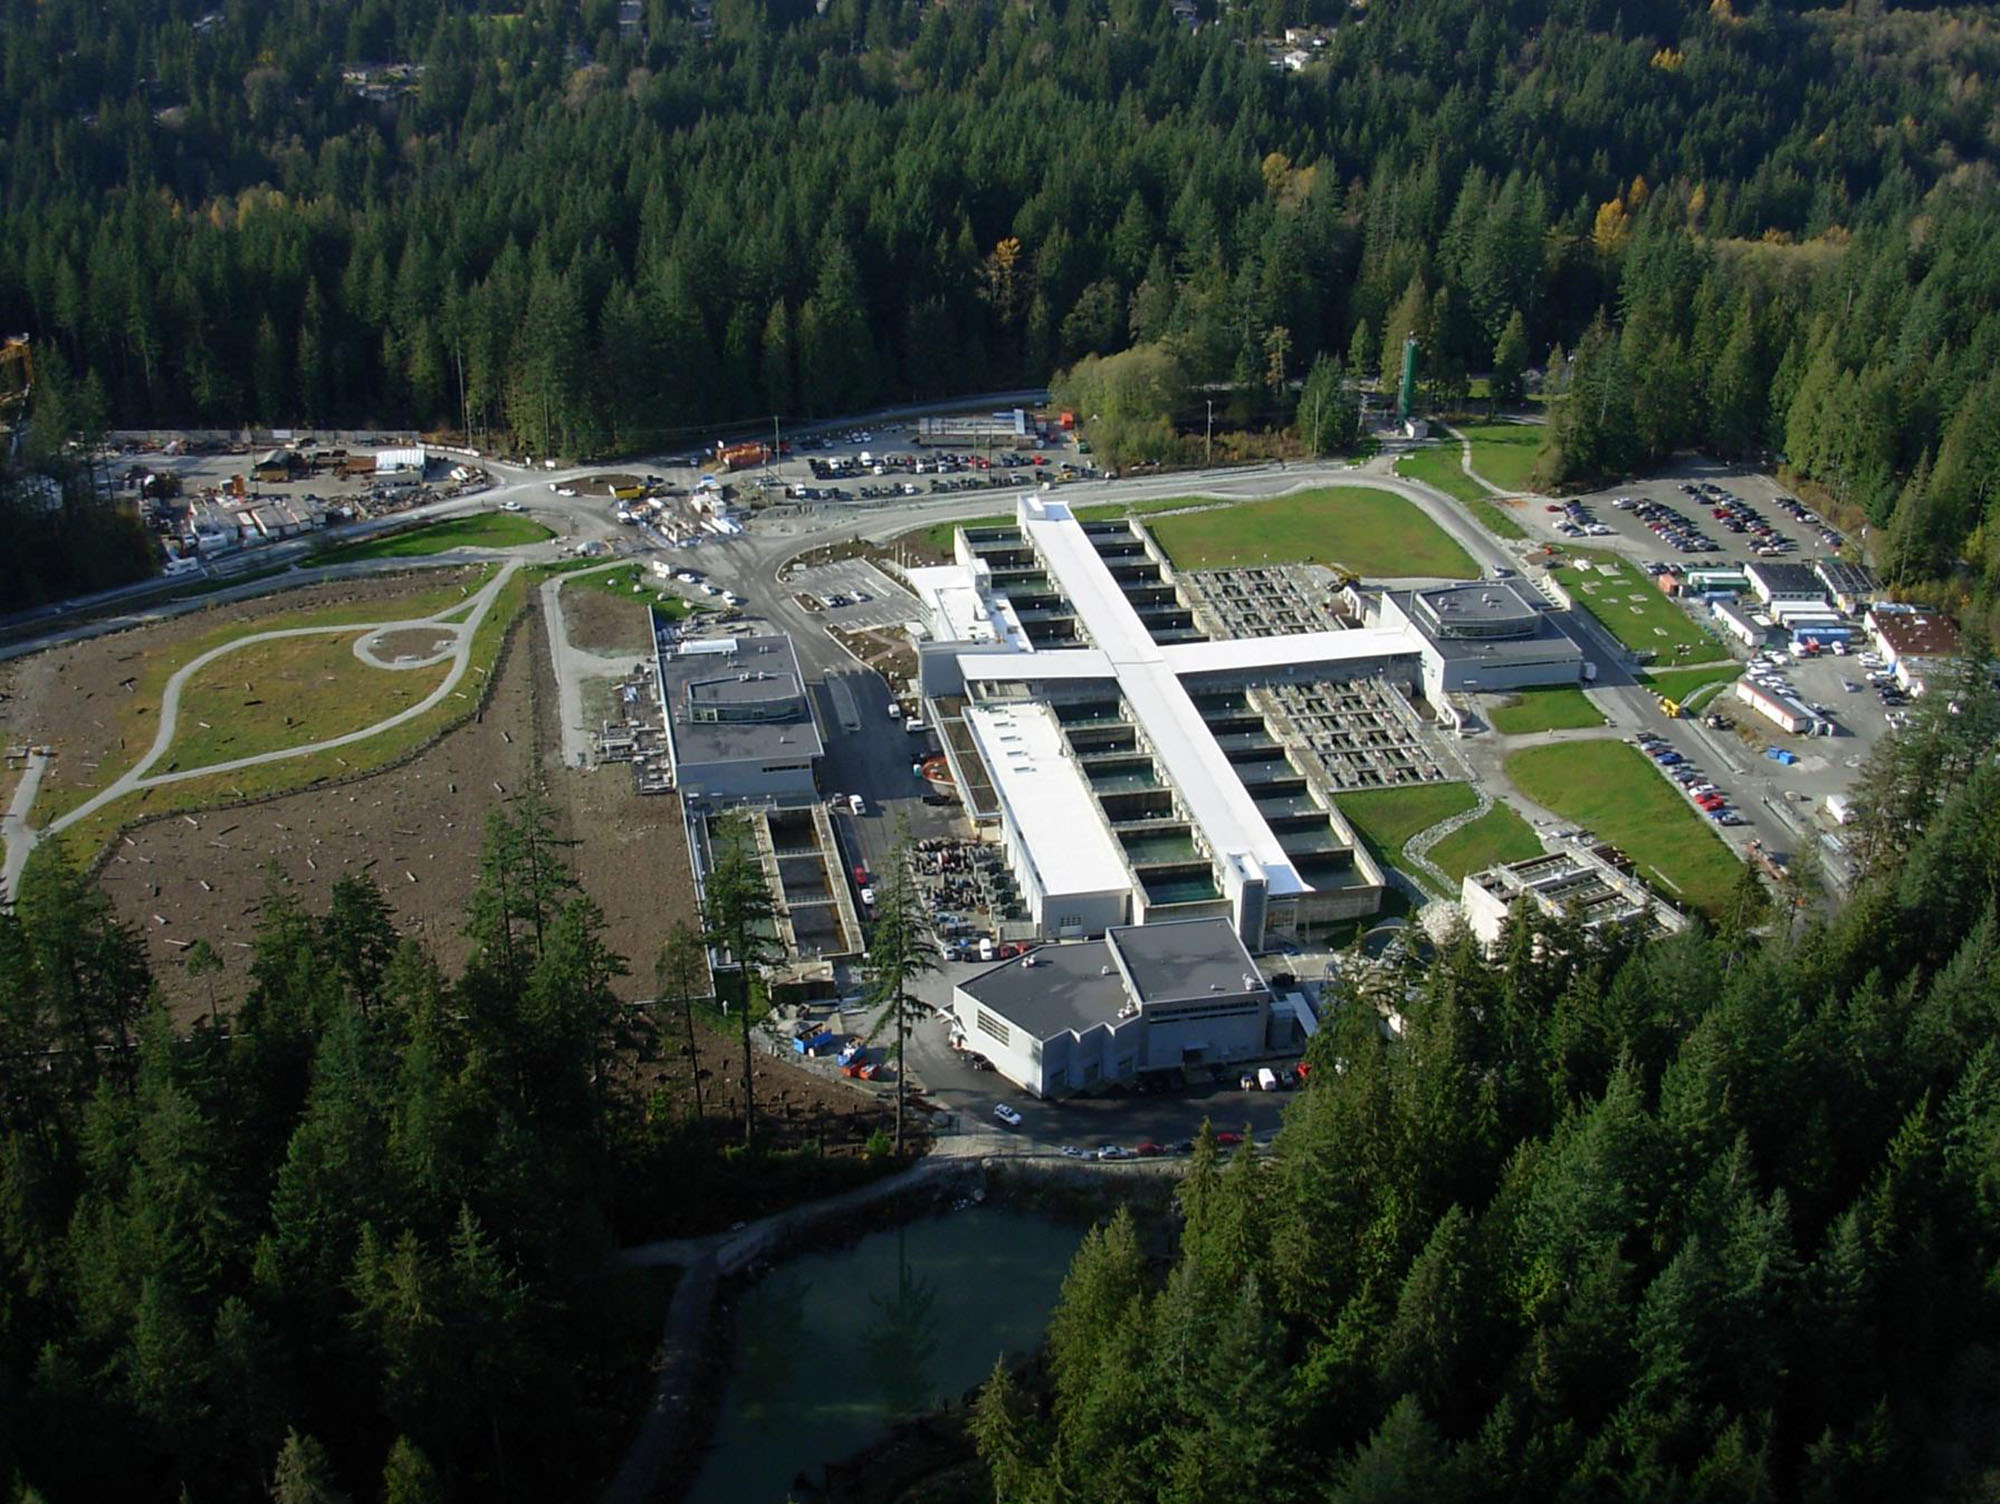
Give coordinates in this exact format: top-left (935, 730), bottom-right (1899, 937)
top-left (1487, 687), bottom-right (1607, 735)
top-left (170, 634), bottom-right (453, 769)
top-left (1394, 447), bottom-right (1529, 539)
top-left (36, 570), bottom-right (524, 862)
top-left (5, 570), bottom-right (490, 831)
top-left (1149, 489), bottom-right (1477, 578)
top-left (1505, 740), bottom-right (1743, 919)
top-left (1554, 549), bottom-right (1717, 660)
top-left (1428, 802), bottom-right (1542, 882)
top-left (562, 572), bottom-right (658, 655)
top-left (318, 512), bottom-right (552, 562)
top-left (1459, 422), bottom-right (1544, 492)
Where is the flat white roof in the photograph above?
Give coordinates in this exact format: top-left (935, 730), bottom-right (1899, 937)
top-left (1016, 497), bottom-right (1308, 897)
top-left (904, 564), bottom-right (1029, 650)
top-left (963, 701), bottom-right (1131, 898)
top-left (1161, 627), bottom-right (1419, 678)
top-left (957, 647), bottom-right (1113, 682)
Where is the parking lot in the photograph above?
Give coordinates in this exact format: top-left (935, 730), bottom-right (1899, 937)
top-left (784, 558), bottom-right (919, 633)
top-left (1516, 461), bottom-right (1851, 569)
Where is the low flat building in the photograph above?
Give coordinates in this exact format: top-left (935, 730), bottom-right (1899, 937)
top-left (1460, 844), bottom-right (1690, 950)
top-left (655, 633), bottom-right (822, 804)
top-left (1710, 599), bottom-right (1768, 650)
top-left (1866, 603), bottom-right (1960, 696)
top-left (1744, 561), bottom-right (1826, 609)
top-left (1736, 677), bottom-right (1822, 735)
top-left (1815, 559), bottom-right (1880, 615)
top-left (952, 917), bottom-right (1277, 1097)
top-left (1375, 580), bottom-right (1586, 701)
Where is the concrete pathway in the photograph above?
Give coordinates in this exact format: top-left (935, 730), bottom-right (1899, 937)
top-left (0, 750), bottom-right (50, 902)
top-left (1, 561), bottom-right (522, 901)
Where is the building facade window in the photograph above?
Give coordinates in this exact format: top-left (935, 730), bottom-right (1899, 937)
top-left (976, 1009), bottom-right (1011, 1046)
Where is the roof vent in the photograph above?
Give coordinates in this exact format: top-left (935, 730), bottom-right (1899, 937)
top-left (1100, 964), bottom-right (1112, 975)
top-left (1242, 973), bottom-right (1259, 990)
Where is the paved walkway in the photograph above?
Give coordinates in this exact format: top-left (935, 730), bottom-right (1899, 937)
top-left (1, 560), bottom-right (522, 902)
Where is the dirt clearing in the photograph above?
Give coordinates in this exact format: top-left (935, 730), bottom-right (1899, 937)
top-left (562, 578), bottom-right (655, 655)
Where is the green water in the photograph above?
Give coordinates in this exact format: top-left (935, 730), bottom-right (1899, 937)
top-left (1089, 767), bottom-right (1158, 791)
top-left (1144, 874), bottom-right (1220, 904)
top-left (687, 1208), bottom-right (1085, 1504)
top-left (1122, 831), bottom-right (1199, 864)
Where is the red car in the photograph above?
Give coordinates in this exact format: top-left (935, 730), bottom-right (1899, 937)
top-left (1214, 1131), bottom-right (1243, 1147)
top-left (1134, 1141), bottom-right (1164, 1157)
top-left (851, 864), bottom-right (869, 887)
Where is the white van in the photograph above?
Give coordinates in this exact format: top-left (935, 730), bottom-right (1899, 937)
top-left (977, 937), bottom-right (995, 962)
top-left (848, 793), bottom-right (866, 816)
top-left (1257, 1067), bottom-right (1279, 1092)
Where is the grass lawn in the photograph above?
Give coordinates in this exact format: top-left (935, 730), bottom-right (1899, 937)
top-left (1505, 740), bottom-right (1743, 920)
top-left (171, 634), bottom-right (452, 768)
top-left (1394, 448), bottom-right (1530, 540)
top-left (1428, 802), bottom-right (1542, 883)
top-left (1554, 548), bottom-right (1718, 661)
top-left (1335, 783), bottom-right (1478, 894)
top-left (1487, 687), bottom-right (1607, 735)
top-left (1458, 423), bottom-right (1544, 492)
top-left (1149, 488), bottom-right (1478, 579)
top-left (56, 571), bottom-right (529, 861)
top-left (318, 512), bottom-right (553, 563)
top-left (1641, 664), bottom-right (1742, 708)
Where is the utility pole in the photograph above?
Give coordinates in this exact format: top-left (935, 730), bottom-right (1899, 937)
top-left (1206, 398), bottom-right (1214, 468)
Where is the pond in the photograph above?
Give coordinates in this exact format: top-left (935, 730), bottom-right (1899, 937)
top-left (686, 1206), bottom-right (1086, 1504)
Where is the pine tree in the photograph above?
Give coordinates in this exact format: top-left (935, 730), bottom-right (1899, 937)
top-left (700, 815), bottom-right (780, 1144)
top-left (1490, 310), bottom-right (1529, 405)
top-left (862, 819), bottom-right (936, 1155)
top-left (654, 920), bottom-right (712, 1122)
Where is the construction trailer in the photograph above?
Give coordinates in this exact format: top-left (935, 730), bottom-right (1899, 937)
top-left (1736, 678), bottom-right (1817, 735)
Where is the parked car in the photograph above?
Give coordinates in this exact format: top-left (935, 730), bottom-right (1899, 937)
top-left (992, 1103), bottom-right (1023, 1128)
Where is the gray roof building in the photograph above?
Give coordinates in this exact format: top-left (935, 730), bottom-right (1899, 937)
top-left (953, 917), bottom-right (1279, 1097)
top-left (656, 633), bottom-right (823, 804)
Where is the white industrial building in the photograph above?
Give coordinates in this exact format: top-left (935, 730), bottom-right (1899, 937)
top-left (1744, 561), bottom-right (1827, 609)
top-left (1865, 603), bottom-right (1960, 696)
top-left (655, 632), bottom-right (823, 805)
top-left (951, 918), bottom-right (1281, 1097)
top-left (373, 445), bottom-right (427, 478)
top-left (907, 497), bottom-right (1588, 951)
top-left (1710, 599), bottom-right (1769, 650)
top-left (1459, 844), bottom-right (1690, 950)
top-left (1735, 677), bottom-right (1823, 735)
top-left (1373, 580), bottom-right (1587, 703)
